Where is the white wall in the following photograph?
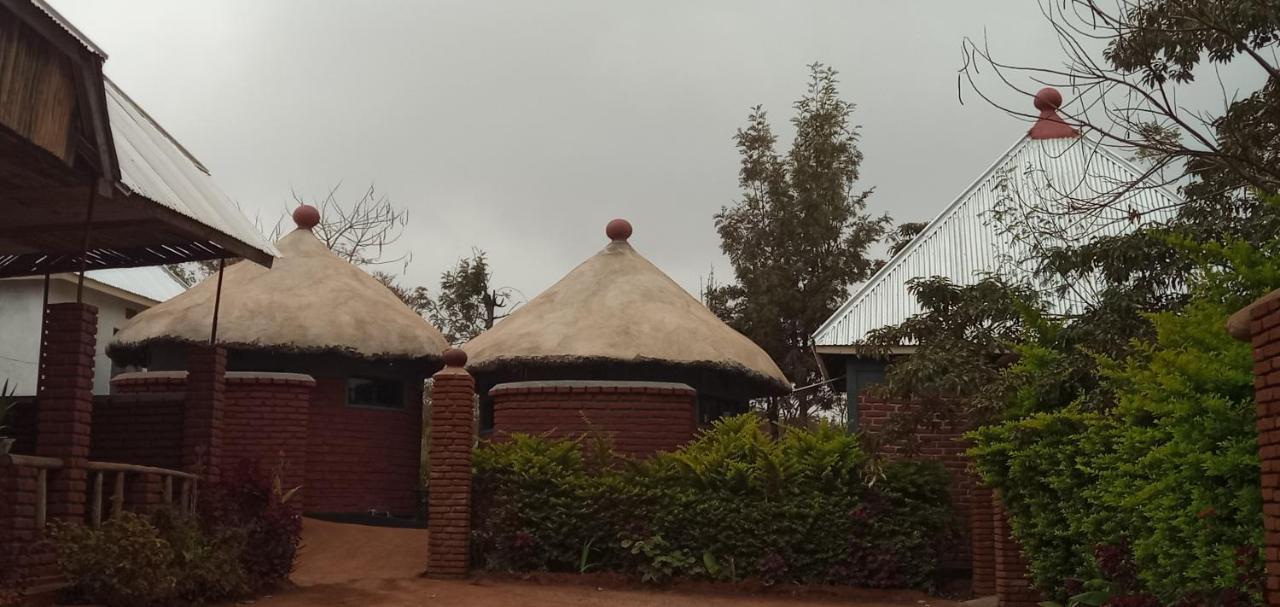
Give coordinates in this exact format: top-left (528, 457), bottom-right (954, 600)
top-left (0, 278), bottom-right (151, 396)
top-left (0, 280), bottom-right (46, 395)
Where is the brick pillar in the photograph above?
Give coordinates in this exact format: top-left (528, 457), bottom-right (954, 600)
top-left (971, 482), bottom-right (996, 595)
top-left (36, 302), bottom-right (97, 522)
top-left (1242, 295), bottom-right (1280, 605)
top-left (993, 493), bottom-right (1039, 607)
top-left (426, 348), bottom-right (474, 578)
top-left (184, 345), bottom-right (226, 481)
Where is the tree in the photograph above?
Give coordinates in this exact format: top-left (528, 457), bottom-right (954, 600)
top-left (166, 182), bottom-right (411, 286)
top-left (709, 63), bottom-right (891, 425)
top-left (885, 221), bottom-right (927, 257)
top-left (373, 271), bottom-right (432, 317)
top-left (959, 0), bottom-right (1279, 220)
top-left (426, 249), bottom-right (518, 344)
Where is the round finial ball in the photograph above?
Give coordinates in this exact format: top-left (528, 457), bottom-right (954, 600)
top-left (1033, 87), bottom-right (1063, 111)
top-left (606, 218), bottom-right (632, 241)
top-left (293, 204), bottom-right (320, 230)
top-left (443, 347), bottom-right (467, 367)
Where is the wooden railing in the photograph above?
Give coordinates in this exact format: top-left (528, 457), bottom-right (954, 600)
top-left (4, 455), bottom-right (198, 528)
top-left (7, 454), bottom-right (63, 528)
top-left (84, 461), bottom-right (199, 527)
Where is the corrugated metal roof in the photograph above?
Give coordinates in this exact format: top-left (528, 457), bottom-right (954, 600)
top-left (23, 0), bottom-right (108, 58)
top-left (85, 266), bottom-right (186, 304)
top-left (813, 134), bottom-right (1182, 347)
top-left (104, 78), bottom-right (279, 260)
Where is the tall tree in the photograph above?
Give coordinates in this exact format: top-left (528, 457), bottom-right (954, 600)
top-left (960, 0), bottom-right (1279, 219)
top-left (427, 249), bottom-right (518, 345)
top-left (710, 63), bottom-right (890, 425)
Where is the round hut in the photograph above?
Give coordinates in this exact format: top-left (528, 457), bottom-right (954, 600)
top-left (463, 219), bottom-right (789, 456)
top-left (108, 205), bottom-right (449, 518)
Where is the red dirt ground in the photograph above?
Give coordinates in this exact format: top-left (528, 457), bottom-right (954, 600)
top-left (244, 518), bottom-right (961, 607)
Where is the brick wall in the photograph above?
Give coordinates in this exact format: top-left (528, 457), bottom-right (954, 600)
top-left (858, 397), bottom-right (975, 572)
top-left (993, 494), bottom-right (1040, 607)
top-left (90, 393), bottom-right (186, 469)
top-left (223, 373), bottom-right (313, 510)
top-left (1243, 294), bottom-right (1280, 605)
top-left (305, 376), bottom-right (422, 515)
top-left (970, 483), bottom-right (996, 596)
top-left (427, 349), bottom-right (474, 578)
top-left (490, 381), bottom-right (696, 458)
top-left (0, 460), bottom-right (57, 593)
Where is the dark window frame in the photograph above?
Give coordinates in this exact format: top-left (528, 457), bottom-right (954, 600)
top-left (345, 376), bottom-right (405, 410)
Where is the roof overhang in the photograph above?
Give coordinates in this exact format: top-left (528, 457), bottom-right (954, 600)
top-left (0, 1), bottom-right (275, 278)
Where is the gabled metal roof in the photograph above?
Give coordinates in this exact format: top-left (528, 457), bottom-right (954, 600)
top-left (85, 266), bottom-right (186, 304)
top-left (105, 78), bottom-right (279, 261)
top-left (813, 134), bottom-right (1181, 348)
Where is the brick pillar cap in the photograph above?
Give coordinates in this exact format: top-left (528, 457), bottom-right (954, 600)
top-left (443, 347), bottom-right (467, 367)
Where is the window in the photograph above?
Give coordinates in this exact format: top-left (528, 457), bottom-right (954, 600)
top-left (346, 377), bottom-right (404, 409)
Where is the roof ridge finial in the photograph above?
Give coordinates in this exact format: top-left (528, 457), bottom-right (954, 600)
top-left (293, 204), bottom-right (320, 230)
top-left (606, 218), bottom-right (632, 242)
top-left (1028, 87), bottom-right (1078, 140)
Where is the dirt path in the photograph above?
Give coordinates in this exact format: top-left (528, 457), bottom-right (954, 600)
top-left (251, 518), bottom-right (960, 607)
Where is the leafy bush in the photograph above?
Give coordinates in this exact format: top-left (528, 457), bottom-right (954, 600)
top-left (52, 508), bottom-right (249, 607)
top-left (201, 459), bottom-right (303, 591)
top-left (473, 415), bottom-right (953, 588)
top-left (970, 301), bottom-right (1263, 603)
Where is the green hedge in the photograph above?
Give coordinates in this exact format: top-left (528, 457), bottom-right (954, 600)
top-left (472, 415), bottom-right (954, 588)
top-left (969, 302), bottom-right (1263, 603)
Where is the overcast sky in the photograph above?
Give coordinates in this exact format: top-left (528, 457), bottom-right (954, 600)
top-left (45, 1), bottom-right (1242, 303)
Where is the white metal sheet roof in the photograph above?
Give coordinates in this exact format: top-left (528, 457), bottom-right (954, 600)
top-left (85, 266), bottom-right (186, 304)
top-left (814, 134), bottom-right (1181, 347)
top-left (104, 78), bottom-right (279, 261)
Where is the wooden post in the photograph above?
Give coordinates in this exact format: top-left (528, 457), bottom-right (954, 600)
top-left (35, 468), bottom-right (47, 529)
top-left (91, 471), bottom-right (103, 527)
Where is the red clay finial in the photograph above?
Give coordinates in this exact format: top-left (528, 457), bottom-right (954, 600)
top-left (606, 218), bottom-right (632, 242)
top-left (443, 347), bottom-right (467, 367)
top-left (293, 204), bottom-right (320, 230)
top-left (1028, 87), bottom-right (1078, 139)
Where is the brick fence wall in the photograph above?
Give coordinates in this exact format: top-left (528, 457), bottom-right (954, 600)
top-left (223, 373), bottom-right (313, 510)
top-left (1238, 293), bottom-right (1280, 605)
top-left (490, 380), bottom-right (697, 458)
top-left (993, 494), bottom-right (1040, 607)
top-left (90, 393), bottom-right (185, 469)
top-left (858, 397), bottom-right (976, 573)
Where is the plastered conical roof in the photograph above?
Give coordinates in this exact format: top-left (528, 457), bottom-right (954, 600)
top-left (111, 207), bottom-right (448, 361)
top-left (462, 220), bottom-right (790, 396)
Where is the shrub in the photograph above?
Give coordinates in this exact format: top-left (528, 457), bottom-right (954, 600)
top-left (52, 512), bottom-right (179, 606)
top-left (472, 415), bottom-right (953, 588)
top-left (200, 459), bottom-right (303, 591)
top-left (970, 301), bottom-right (1263, 603)
top-left (52, 508), bottom-right (250, 607)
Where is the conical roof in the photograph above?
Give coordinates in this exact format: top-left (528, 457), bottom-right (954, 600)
top-left (462, 220), bottom-right (790, 397)
top-left (110, 205), bottom-right (449, 361)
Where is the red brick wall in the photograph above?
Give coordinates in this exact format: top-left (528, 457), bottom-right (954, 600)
top-left (90, 393), bottom-right (185, 469)
top-left (490, 381), bottom-right (697, 458)
top-left (970, 484), bottom-right (996, 595)
top-left (1247, 296), bottom-right (1280, 605)
top-left (993, 494), bottom-right (1040, 607)
top-left (305, 377), bottom-right (422, 515)
top-left (0, 460), bottom-right (58, 593)
top-left (223, 373), bottom-right (312, 510)
top-left (426, 353), bottom-right (474, 578)
top-left (858, 397), bottom-right (975, 572)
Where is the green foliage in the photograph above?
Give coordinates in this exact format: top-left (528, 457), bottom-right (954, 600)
top-left (970, 300), bottom-right (1263, 603)
top-left (708, 62), bottom-right (891, 422)
top-left (473, 415), bottom-right (953, 588)
top-left (424, 248), bottom-right (517, 345)
top-left (52, 509), bottom-right (250, 607)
